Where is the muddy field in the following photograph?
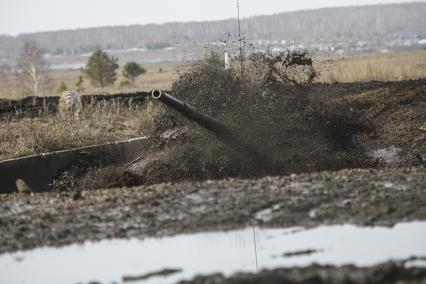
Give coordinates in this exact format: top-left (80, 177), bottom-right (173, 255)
top-left (1, 166), bottom-right (426, 253)
top-left (0, 74), bottom-right (425, 283)
top-left (1, 167), bottom-right (426, 283)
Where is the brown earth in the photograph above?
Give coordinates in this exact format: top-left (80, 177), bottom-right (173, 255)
top-left (312, 79), bottom-right (425, 166)
top-left (0, 79), bottom-right (425, 283)
top-left (45, 79), bottom-right (426, 191)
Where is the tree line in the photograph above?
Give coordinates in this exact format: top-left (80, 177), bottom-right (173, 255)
top-left (0, 2), bottom-right (425, 59)
top-left (12, 41), bottom-right (146, 96)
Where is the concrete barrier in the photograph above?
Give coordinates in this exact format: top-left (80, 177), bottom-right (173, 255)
top-left (0, 137), bottom-right (149, 194)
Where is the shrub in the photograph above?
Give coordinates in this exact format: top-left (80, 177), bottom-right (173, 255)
top-left (123, 61), bottom-right (146, 83)
top-left (57, 81), bottom-right (68, 94)
top-left (146, 49), bottom-right (370, 181)
top-left (75, 76), bottom-right (84, 92)
top-left (84, 49), bottom-right (118, 88)
top-left (120, 80), bottom-right (132, 87)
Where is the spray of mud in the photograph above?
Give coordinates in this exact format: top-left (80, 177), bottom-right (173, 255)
top-left (155, 50), bottom-right (371, 176)
top-left (51, 50), bottom-right (373, 191)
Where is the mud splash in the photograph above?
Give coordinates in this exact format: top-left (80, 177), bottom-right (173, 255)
top-left (1, 222), bottom-right (425, 284)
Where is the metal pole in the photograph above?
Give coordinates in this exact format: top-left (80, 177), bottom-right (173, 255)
top-left (253, 225), bottom-right (259, 272)
top-left (237, 0), bottom-right (244, 77)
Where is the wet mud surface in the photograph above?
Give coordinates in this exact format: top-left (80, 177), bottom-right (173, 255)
top-left (344, 79), bottom-right (426, 167)
top-left (1, 167), bottom-right (425, 254)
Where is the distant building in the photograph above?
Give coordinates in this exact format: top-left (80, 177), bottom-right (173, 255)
top-left (399, 34), bottom-right (420, 41)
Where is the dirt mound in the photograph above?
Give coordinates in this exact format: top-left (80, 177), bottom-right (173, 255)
top-left (52, 51), bottom-right (376, 191)
top-left (49, 77), bottom-right (426, 191)
top-left (142, 52), bottom-right (370, 180)
top-left (345, 80), bottom-right (426, 166)
top-left (52, 52), bottom-right (371, 189)
top-left (50, 55), bottom-right (426, 191)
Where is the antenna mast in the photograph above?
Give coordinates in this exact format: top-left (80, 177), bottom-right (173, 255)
top-left (237, 0), bottom-right (244, 77)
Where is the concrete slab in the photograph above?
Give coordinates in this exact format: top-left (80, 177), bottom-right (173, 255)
top-left (0, 137), bottom-right (149, 194)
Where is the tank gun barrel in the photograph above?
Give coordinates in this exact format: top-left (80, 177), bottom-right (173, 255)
top-left (151, 90), bottom-right (270, 166)
top-left (151, 90), bottom-right (230, 137)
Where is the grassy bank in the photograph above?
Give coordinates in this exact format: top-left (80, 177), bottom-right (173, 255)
top-left (0, 101), bottom-right (156, 160)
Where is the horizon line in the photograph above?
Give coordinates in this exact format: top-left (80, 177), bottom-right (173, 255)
top-left (1, 1), bottom-right (423, 37)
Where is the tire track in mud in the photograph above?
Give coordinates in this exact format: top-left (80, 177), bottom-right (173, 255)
top-left (0, 167), bottom-right (424, 254)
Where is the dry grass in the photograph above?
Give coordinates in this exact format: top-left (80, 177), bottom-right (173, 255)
top-left (0, 101), bottom-right (158, 160)
top-left (315, 50), bottom-right (426, 83)
top-left (0, 62), bottom-right (177, 100)
top-left (0, 51), bottom-right (423, 100)
top-left (1, 51), bottom-right (425, 100)
top-left (0, 50), bottom-right (424, 161)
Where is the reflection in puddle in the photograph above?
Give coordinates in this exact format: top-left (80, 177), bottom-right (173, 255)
top-left (1, 222), bottom-right (425, 284)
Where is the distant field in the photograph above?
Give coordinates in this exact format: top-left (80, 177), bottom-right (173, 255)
top-left (48, 61), bottom-right (179, 95)
top-left (0, 62), bottom-right (178, 100)
top-left (315, 50), bottom-right (426, 83)
top-left (0, 50), bottom-right (425, 100)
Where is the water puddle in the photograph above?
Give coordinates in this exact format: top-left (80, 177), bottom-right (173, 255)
top-left (1, 222), bottom-right (425, 284)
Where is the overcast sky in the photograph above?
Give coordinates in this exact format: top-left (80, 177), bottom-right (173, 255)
top-left (0, 0), bottom-right (423, 36)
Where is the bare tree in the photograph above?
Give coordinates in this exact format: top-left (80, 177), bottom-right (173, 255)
top-left (0, 63), bottom-right (12, 89)
top-left (18, 41), bottom-right (49, 96)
